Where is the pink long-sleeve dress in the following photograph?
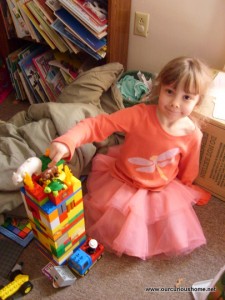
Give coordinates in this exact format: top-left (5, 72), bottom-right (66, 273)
top-left (53, 104), bottom-right (209, 259)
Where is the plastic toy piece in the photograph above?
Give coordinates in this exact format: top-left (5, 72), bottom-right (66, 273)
top-left (0, 264), bottom-right (33, 300)
top-left (44, 179), bottom-right (67, 196)
top-left (68, 238), bottom-right (104, 276)
top-left (12, 157), bottom-right (42, 185)
top-left (0, 217), bottom-right (34, 247)
top-left (50, 265), bottom-right (77, 288)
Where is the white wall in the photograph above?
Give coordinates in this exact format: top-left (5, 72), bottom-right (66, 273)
top-left (127, 0), bottom-right (225, 73)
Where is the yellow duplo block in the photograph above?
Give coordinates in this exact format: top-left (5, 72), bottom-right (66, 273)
top-left (69, 218), bottom-right (85, 237)
top-left (67, 201), bottom-right (84, 221)
top-left (71, 176), bottom-right (82, 192)
top-left (36, 228), bottom-right (51, 252)
top-left (73, 190), bottom-right (83, 205)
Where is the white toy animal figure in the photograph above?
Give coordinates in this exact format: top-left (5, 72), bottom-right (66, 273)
top-left (12, 157), bottom-right (42, 185)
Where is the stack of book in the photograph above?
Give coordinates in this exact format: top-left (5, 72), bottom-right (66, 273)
top-left (4, 0), bottom-right (108, 60)
top-left (6, 44), bottom-right (82, 103)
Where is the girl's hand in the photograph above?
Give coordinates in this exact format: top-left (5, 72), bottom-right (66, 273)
top-left (48, 142), bottom-right (70, 167)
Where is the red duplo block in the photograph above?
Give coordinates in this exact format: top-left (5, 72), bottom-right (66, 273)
top-left (59, 211), bottom-right (68, 223)
top-left (49, 185), bottom-right (74, 205)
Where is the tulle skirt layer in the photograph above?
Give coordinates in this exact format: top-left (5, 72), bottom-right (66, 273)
top-left (84, 146), bottom-right (206, 260)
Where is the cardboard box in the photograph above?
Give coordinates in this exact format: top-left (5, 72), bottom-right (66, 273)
top-left (193, 72), bottom-right (225, 202)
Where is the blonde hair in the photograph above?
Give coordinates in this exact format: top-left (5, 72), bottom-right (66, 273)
top-left (150, 56), bottom-right (213, 107)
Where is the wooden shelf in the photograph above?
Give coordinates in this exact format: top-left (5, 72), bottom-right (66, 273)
top-left (106, 0), bottom-right (131, 69)
top-left (0, 0), bottom-right (131, 69)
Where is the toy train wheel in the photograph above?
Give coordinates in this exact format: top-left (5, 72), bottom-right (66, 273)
top-left (84, 270), bottom-right (89, 276)
top-left (19, 281), bottom-right (33, 295)
top-left (97, 255), bottom-right (103, 261)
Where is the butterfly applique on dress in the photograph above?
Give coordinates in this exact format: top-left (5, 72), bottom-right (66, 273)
top-left (128, 148), bottom-right (180, 181)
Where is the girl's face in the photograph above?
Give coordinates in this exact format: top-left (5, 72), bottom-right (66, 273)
top-left (158, 83), bottom-right (200, 121)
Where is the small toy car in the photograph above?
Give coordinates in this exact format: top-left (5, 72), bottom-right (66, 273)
top-left (0, 269), bottom-right (33, 300)
top-left (50, 265), bottom-right (77, 288)
top-left (68, 238), bottom-right (104, 276)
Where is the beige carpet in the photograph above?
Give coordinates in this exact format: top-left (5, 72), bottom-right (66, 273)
top-left (14, 196), bottom-right (224, 300)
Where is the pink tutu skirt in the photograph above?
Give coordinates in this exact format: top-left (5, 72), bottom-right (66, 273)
top-left (84, 146), bottom-right (206, 260)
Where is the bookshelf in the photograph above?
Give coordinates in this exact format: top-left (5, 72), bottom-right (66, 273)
top-left (0, 0), bottom-right (131, 69)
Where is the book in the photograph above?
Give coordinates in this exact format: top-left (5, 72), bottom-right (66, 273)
top-left (48, 51), bottom-right (81, 80)
top-left (58, 0), bottom-right (107, 37)
top-left (74, 0), bottom-right (107, 26)
top-left (32, 50), bottom-right (67, 101)
top-left (18, 69), bottom-right (36, 104)
top-left (54, 8), bottom-right (106, 52)
top-left (33, 0), bottom-right (55, 23)
top-left (6, 0), bottom-right (31, 38)
top-left (21, 1), bottom-right (56, 49)
top-left (18, 45), bottom-right (50, 103)
top-left (17, 44), bottom-right (46, 102)
top-left (26, 0), bottom-right (68, 52)
top-left (17, 0), bottom-right (41, 41)
top-left (6, 47), bottom-right (26, 100)
top-left (45, 0), bottom-right (61, 11)
top-left (51, 18), bottom-right (103, 60)
top-left (61, 36), bottom-right (80, 54)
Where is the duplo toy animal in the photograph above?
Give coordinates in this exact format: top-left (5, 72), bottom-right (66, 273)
top-left (12, 157), bottom-right (42, 185)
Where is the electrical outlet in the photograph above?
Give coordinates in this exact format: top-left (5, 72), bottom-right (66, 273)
top-left (134, 11), bottom-right (150, 37)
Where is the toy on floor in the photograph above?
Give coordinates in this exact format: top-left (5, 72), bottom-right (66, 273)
top-left (17, 154), bottom-right (86, 265)
top-left (0, 217), bottom-right (34, 247)
top-left (0, 262), bottom-right (33, 300)
top-left (50, 265), bottom-right (77, 288)
top-left (68, 237), bottom-right (104, 276)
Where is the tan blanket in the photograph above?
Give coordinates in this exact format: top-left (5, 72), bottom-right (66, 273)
top-left (0, 62), bottom-right (125, 218)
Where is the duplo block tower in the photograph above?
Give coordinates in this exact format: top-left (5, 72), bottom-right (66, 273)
top-left (20, 155), bottom-right (86, 265)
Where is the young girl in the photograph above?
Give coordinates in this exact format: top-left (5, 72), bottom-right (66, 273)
top-left (48, 57), bottom-right (213, 260)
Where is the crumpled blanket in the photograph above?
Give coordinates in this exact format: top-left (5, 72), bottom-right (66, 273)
top-left (0, 62), bottom-right (125, 218)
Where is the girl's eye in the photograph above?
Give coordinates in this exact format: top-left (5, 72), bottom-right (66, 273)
top-left (183, 95), bottom-right (191, 100)
top-left (166, 89), bottom-right (173, 95)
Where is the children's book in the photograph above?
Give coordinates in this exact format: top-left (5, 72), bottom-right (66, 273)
top-left (25, 0), bottom-right (68, 52)
top-left (21, 1), bottom-right (56, 49)
top-left (18, 46), bottom-right (50, 103)
top-left (51, 19), bottom-right (103, 60)
top-left (45, 0), bottom-right (61, 12)
top-left (61, 36), bottom-right (80, 55)
top-left (33, 0), bottom-right (55, 23)
top-left (6, 0), bottom-right (31, 38)
top-left (18, 70), bottom-right (36, 104)
top-left (6, 47), bottom-right (27, 100)
top-left (32, 50), bottom-right (67, 101)
top-left (74, 0), bottom-right (107, 26)
top-left (54, 8), bottom-right (106, 52)
top-left (58, 0), bottom-right (107, 37)
top-left (48, 51), bottom-right (81, 81)
top-left (17, 0), bottom-right (41, 41)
